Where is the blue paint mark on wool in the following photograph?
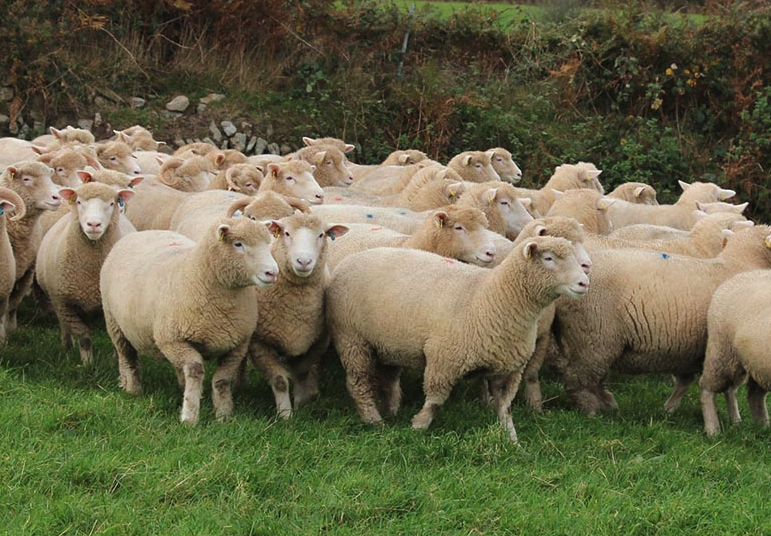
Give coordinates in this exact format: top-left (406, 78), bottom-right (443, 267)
top-left (661, 252), bottom-right (670, 259)
top-left (0, 206), bottom-right (4, 216)
top-left (366, 214), bottom-right (374, 219)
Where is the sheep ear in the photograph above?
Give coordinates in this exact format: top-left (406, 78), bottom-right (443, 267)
top-left (462, 155), bottom-right (473, 167)
top-left (5, 166), bottom-right (18, 180)
top-left (314, 151), bottom-right (327, 165)
top-left (551, 189), bottom-right (565, 199)
top-left (485, 188), bottom-right (499, 205)
top-left (214, 152), bottom-right (226, 168)
top-left (434, 211), bottom-right (449, 228)
top-left (765, 235), bottom-right (771, 250)
top-left (31, 145), bottom-right (48, 155)
top-left (77, 171), bottom-right (95, 183)
top-left (344, 144), bottom-right (355, 153)
top-left (84, 153), bottom-right (102, 169)
top-left (678, 180), bottom-right (690, 191)
top-left (216, 223), bottom-right (231, 242)
top-left (267, 220), bottom-right (283, 239)
top-left (732, 202), bottom-right (748, 214)
top-left (59, 188), bottom-right (77, 203)
top-left (518, 197), bottom-right (532, 209)
top-left (267, 163), bottom-right (280, 178)
top-left (534, 224), bottom-right (548, 237)
top-left (733, 220), bottom-right (754, 230)
top-left (128, 176), bottom-right (144, 188)
top-left (587, 169), bottom-right (602, 179)
top-left (719, 188), bottom-right (736, 201)
top-left (398, 153), bottom-right (410, 165)
top-left (485, 149), bottom-right (496, 159)
top-left (445, 182), bottom-right (463, 200)
top-left (116, 189), bottom-right (135, 204)
top-left (302, 136), bottom-right (316, 147)
top-left (522, 241), bottom-right (538, 260)
top-left (0, 200), bottom-right (16, 217)
top-left (633, 186), bottom-right (646, 198)
top-left (325, 224), bottom-right (349, 240)
top-left (117, 132), bottom-right (131, 144)
top-left (596, 197), bottom-right (615, 210)
top-left (36, 153), bottom-right (53, 163)
top-left (50, 127), bottom-right (64, 139)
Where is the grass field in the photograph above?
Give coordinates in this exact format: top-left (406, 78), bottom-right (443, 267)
top-left (2, 298), bottom-right (771, 535)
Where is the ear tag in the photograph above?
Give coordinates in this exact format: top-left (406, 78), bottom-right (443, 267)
top-left (118, 197), bottom-right (125, 209)
top-left (765, 236), bottom-right (771, 249)
top-left (487, 193), bottom-right (495, 204)
top-left (271, 170), bottom-right (278, 179)
top-left (525, 248), bottom-right (532, 259)
top-left (8, 171), bottom-right (15, 181)
top-left (68, 198), bottom-right (75, 205)
top-left (448, 189), bottom-right (456, 198)
top-left (438, 218), bottom-right (444, 228)
top-left (327, 229), bottom-right (336, 241)
top-left (218, 232), bottom-right (225, 242)
top-left (273, 229), bottom-right (280, 239)
top-left (661, 252), bottom-right (670, 260)
top-left (0, 206), bottom-right (4, 216)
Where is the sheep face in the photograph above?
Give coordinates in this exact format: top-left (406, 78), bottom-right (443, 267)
top-left (97, 142), bottom-right (142, 176)
top-left (434, 209), bottom-right (497, 266)
top-left (450, 151), bottom-right (501, 183)
top-left (695, 200), bottom-right (748, 215)
top-left (60, 183), bottom-right (133, 240)
top-left (213, 219), bottom-right (279, 289)
top-left (269, 214), bottom-right (348, 277)
top-left (160, 156), bottom-right (211, 192)
top-left (522, 238), bottom-right (589, 299)
top-left (311, 149), bottom-right (353, 187)
top-left (264, 162), bottom-right (324, 205)
top-left (486, 148), bottom-right (522, 183)
top-left (38, 149), bottom-right (99, 188)
top-left (3, 162), bottom-right (62, 211)
top-left (484, 187), bottom-right (534, 238)
top-left (226, 164), bottom-right (263, 195)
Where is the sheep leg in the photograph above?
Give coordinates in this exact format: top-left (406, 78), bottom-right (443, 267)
top-left (212, 343), bottom-right (248, 422)
top-left (664, 373), bottom-right (696, 413)
top-left (725, 386), bottom-right (742, 424)
top-left (747, 378), bottom-right (770, 427)
top-left (53, 302), bottom-right (93, 365)
top-left (106, 313), bottom-right (141, 394)
top-left (248, 339), bottom-right (293, 419)
top-left (412, 365), bottom-right (456, 431)
top-left (159, 342), bottom-right (206, 425)
top-left (481, 379), bottom-right (493, 407)
top-left (699, 388), bottom-right (722, 437)
top-left (489, 370), bottom-right (525, 443)
top-left (595, 384), bottom-right (618, 409)
top-left (292, 333), bottom-right (329, 408)
top-left (336, 333), bottom-right (383, 425)
top-left (522, 333), bottom-right (551, 412)
top-left (7, 268), bottom-right (35, 334)
top-left (377, 364), bottom-right (403, 417)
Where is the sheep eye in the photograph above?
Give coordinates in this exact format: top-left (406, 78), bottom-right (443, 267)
top-left (245, 183), bottom-right (253, 188)
top-left (543, 255), bottom-right (554, 262)
top-left (233, 241), bottom-right (243, 248)
top-left (57, 167), bottom-right (64, 173)
top-left (110, 156), bottom-right (118, 162)
top-left (454, 225), bottom-right (464, 232)
top-left (110, 201), bottom-right (115, 206)
top-left (318, 232), bottom-right (324, 238)
top-left (249, 215), bottom-right (257, 221)
top-left (475, 163), bottom-right (482, 168)
top-left (327, 160), bottom-right (333, 166)
top-left (284, 231), bottom-right (290, 237)
top-left (76, 200), bottom-right (81, 205)
top-left (500, 200), bottom-right (510, 206)
top-left (496, 157), bottom-right (503, 162)
top-left (285, 176), bottom-right (295, 182)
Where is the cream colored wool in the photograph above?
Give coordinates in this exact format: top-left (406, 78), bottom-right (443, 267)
top-left (208, 163), bottom-right (263, 195)
top-left (36, 147), bottom-right (101, 187)
top-left (457, 181), bottom-right (535, 239)
top-left (158, 156), bottom-right (212, 192)
top-left (325, 205), bottom-right (496, 271)
top-left (96, 141), bottom-right (141, 176)
top-left (100, 217), bottom-right (279, 424)
top-left (290, 145), bottom-right (353, 187)
top-left (607, 182), bottom-right (658, 205)
top-left (0, 187), bottom-right (25, 343)
top-left (700, 269), bottom-right (771, 436)
top-left (553, 224), bottom-right (771, 416)
top-left (487, 147), bottom-right (522, 183)
top-left (310, 204), bottom-right (423, 234)
top-left (447, 150), bottom-right (500, 183)
top-left (259, 160), bottom-right (325, 205)
top-left (327, 235), bottom-right (589, 442)
top-left (512, 161), bottom-right (604, 216)
top-left (248, 213), bottom-right (348, 417)
top-left (546, 189), bottom-right (615, 235)
top-left (36, 182), bottom-right (135, 364)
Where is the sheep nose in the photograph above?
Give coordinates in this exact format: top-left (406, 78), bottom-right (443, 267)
top-left (581, 260), bottom-right (593, 274)
top-left (296, 257), bottom-right (313, 268)
top-left (263, 270), bottom-right (278, 283)
top-left (346, 176), bottom-right (354, 184)
top-left (315, 193), bottom-right (324, 203)
top-left (484, 249), bottom-right (496, 260)
top-left (578, 277), bottom-right (589, 289)
top-left (51, 193), bottom-right (61, 201)
top-left (87, 221), bottom-right (102, 230)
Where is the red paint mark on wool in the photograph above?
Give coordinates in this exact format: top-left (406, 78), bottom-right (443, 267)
top-left (334, 196), bottom-right (344, 202)
top-left (441, 258), bottom-right (456, 264)
top-left (168, 241), bottom-right (183, 247)
top-left (370, 226), bottom-right (383, 231)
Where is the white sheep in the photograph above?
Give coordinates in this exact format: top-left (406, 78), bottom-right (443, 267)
top-left (157, 156), bottom-right (212, 192)
top-left (553, 224), bottom-right (771, 416)
top-left (0, 162), bottom-right (62, 333)
top-left (447, 150), bottom-right (501, 183)
top-left (512, 162), bottom-right (604, 216)
top-left (35, 182), bottom-right (135, 364)
top-left (310, 204), bottom-right (423, 234)
top-left (546, 189), bottom-right (615, 234)
top-left (208, 163), bottom-right (263, 195)
top-left (115, 126), bottom-right (165, 151)
top-left (607, 182), bottom-right (658, 205)
top-left (456, 181), bottom-right (535, 239)
top-left (326, 235), bottom-right (589, 442)
top-left (259, 161), bottom-right (325, 205)
top-left (290, 146), bottom-right (353, 187)
top-left (0, 187), bottom-right (25, 342)
top-left (100, 217), bottom-right (280, 424)
top-left (325, 205), bottom-right (497, 271)
top-left (605, 180), bottom-right (736, 230)
top-left (95, 141), bottom-right (142, 176)
top-left (0, 138), bottom-right (43, 167)
top-left (36, 147), bottom-right (102, 187)
top-left (699, 269), bottom-right (771, 436)
top-left (248, 213), bottom-right (349, 417)
top-left (487, 147), bottom-right (522, 183)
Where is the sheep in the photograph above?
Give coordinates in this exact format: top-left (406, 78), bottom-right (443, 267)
top-left (133, 151), bottom-right (170, 175)
top-left (359, 162), bottom-right (460, 198)
top-left (696, 200), bottom-right (749, 215)
top-left (247, 213), bottom-right (349, 418)
top-left (49, 126), bottom-right (95, 147)
top-left (607, 182), bottom-right (658, 205)
top-left (0, 187), bottom-right (25, 343)
top-left (349, 162), bottom-right (433, 195)
top-left (585, 212), bottom-right (754, 258)
top-left (290, 146), bottom-right (353, 187)
top-left (699, 269), bottom-right (771, 436)
top-left (512, 162), bottom-right (604, 216)
top-left (391, 175), bottom-right (465, 212)
top-left (226, 192), bottom-right (311, 221)
top-left (167, 190), bottom-right (267, 242)
top-left (95, 141), bottom-right (142, 176)
top-left (605, 180), bottom-right (736, 230)
top-left (114, 126), bottom-right (165, 151)
top-left (174, 142), bottom-right (218, 157)
top-left (447, 150), bottom-right (500, 183)
top-left (553, 224), bottom-right (771, 416)
top-left (382, 149), bottom-right (429, 166)
top-left (0, 163), bottom-right (63, 333)
top-left (123, 177), bottom-right (193, 231)
top-left (259, 161), bottom-right (325, 205)
top-left (487, 147), bottom-right (522, 183)
top-left (208, 163), bottom-right (263, 195)
top-left (100, 217), bottom-right (280, 424)
top-left (546, 189), bottom-right (615, 234)
top-left (301, 136), bottom-right (355, 154)
top-left (310, 204), bottom-right (423, 234)
top-left (35, 182), bottom-right (135, 364)
top-left (609, 224), bottom-right (689, 241)
top-left (157, 156), bottom-right (212, 192)
top-left (247, 153), bottom-right (284, 169)
top-left (456, 181), bottom-right (535, 239)
top-left (0, 138), bottom-right (43, 167)
top-left (326, 235), bottom-right (589, 442)
top-left (36, 147), bottom-right (102, 187)
top-left (325, 205), bottom-right (497, 271)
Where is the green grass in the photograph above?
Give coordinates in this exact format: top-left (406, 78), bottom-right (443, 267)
top-left (3, 301), bottom-right (771, 535)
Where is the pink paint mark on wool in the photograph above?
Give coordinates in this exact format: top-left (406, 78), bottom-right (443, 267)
top-left (370, 226), bottom-right (383, 231)
top-left (441, 258), bottom-right (456, 264)
top-left (167, 241), bottom-right (183, 247)
top-left (334, 196), bottom-right (344, 202)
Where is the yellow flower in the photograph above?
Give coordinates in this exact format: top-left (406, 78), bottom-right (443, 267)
top-left (687, 79), bottom-right (697, 87)
top-left (620, 138), bottom-right (627, 146)
top-left (666, 68), bottom-right (674, 76)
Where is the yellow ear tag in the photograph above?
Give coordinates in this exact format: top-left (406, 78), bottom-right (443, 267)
top-left (598, 200), bottom-right (608, 210)
top-left (438, 218), bottom-right (444, 228)
top-left (487, 193), bottom-right (495, 204)
top-left (525, 246), bottom-right (532, 259)
top-left (765, 236), bottom-right (771, 249)
top-left (448, 189), bottom-right (456, 198)
top-left (9, 171), bottom-right (15, 181)
top-left (68, 198), bottom-right (75, 205)
top-left (271, 170), bottom-right (278, 179)
top-left (218, 232), bottom-right (224, 242)
top-left (274, 229), bottom-right (280, 239)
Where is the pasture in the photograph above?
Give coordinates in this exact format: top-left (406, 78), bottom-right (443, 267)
top-left (2, 300), bottom-right (771, 535)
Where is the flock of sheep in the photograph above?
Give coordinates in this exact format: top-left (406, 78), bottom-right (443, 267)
top-left (0, 124), bottom-right (768, 442)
